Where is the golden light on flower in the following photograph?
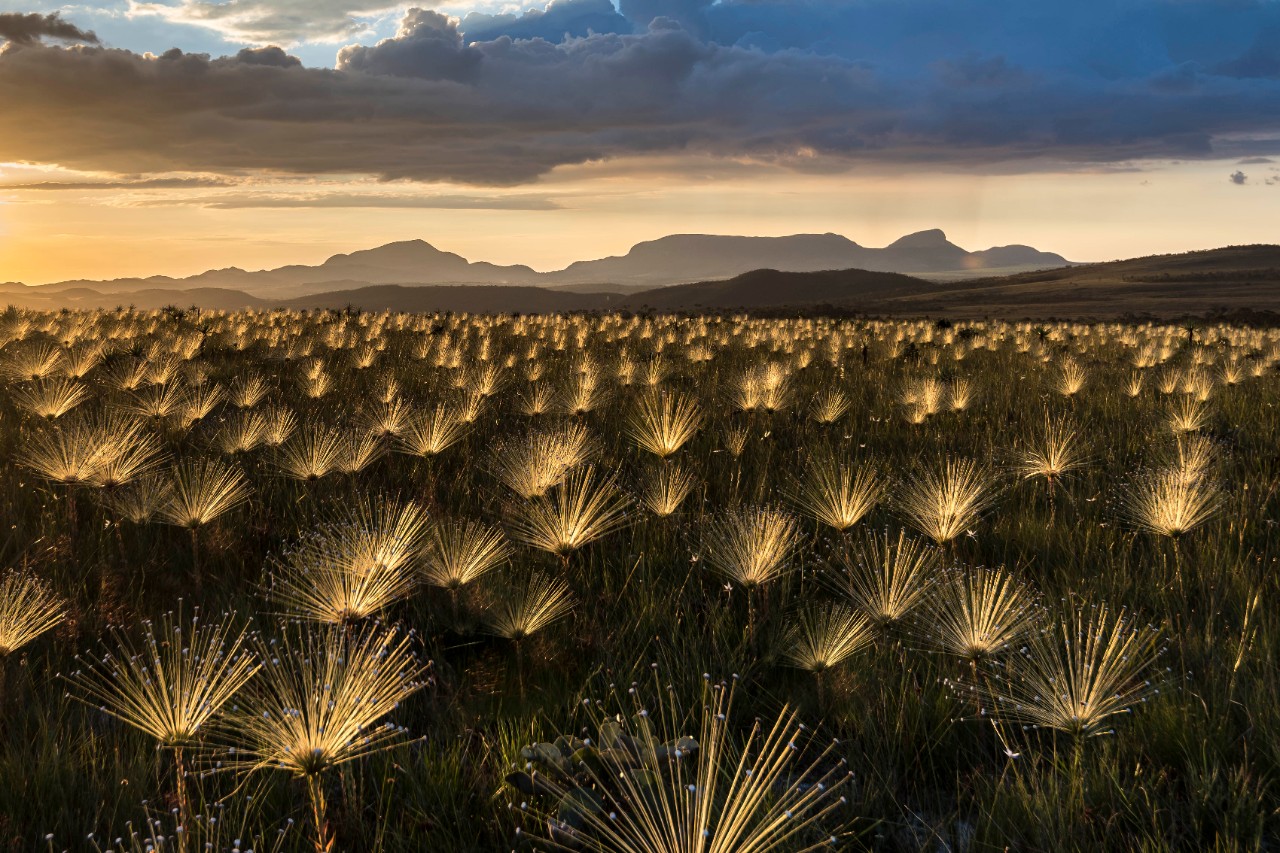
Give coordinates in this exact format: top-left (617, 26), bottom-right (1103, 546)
top-left (979, 603), bottom-right (1163, 739)
top-left (507, 464), bottom-right (630, 556)
top-left (781, 601), bottom-right (873, 673)
top-left (898, 457), bottom-right (999, 544)
top-left (837, 528), bottom-right (938, 627)
top-left (701, 506), bottom-right (800, 589)
top-left (788, 452), bottom-right (884, 533)
top-left (626, 390), bottom-right (703, 458)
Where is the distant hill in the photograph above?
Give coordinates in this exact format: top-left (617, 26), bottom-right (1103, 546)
top-left (272, 240), bottom-right (544, 295)
top-left (276, 270), bottom-right (937, 313)
top-left (282, 284), bottom-right (616, 314)
top-left (0, 229), bottom-right (1072, 299)
top-left (0, 285), bottom-right (270, 312)
top-left (622, 268), bottom-right (935, 311)
top-left (0, 282), bottom-right (617, 313)
top-left (621, 245), bottom-right (1280, 317)
top-left (888, 244), bottom-right (1280, 317)
top-left (0, 239), bottom-right (545, 301)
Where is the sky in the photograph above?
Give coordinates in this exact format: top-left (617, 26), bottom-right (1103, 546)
top-left (0, 0), bottom-right (1279, 284)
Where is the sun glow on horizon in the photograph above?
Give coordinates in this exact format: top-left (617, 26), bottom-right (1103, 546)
top-left (0, 155), bottom-right (1274, 284)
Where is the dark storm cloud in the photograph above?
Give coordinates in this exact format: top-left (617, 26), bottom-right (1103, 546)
top-left (0, 12), bottom-right (98, 45)
top-left (3, 2), bottom-right (1280, 185)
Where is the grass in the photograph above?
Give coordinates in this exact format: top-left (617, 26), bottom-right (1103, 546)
top-left (0, 308), bottom-right (1275, 851)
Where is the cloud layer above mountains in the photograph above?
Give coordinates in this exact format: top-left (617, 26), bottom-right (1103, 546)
top-left (1, 0), bottom-right (1279, 185)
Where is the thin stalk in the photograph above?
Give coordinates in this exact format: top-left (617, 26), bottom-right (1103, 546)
top-left (515, 636), bottom-right (526, 702)
top-left (306, 773), bottom-right (334, 853)
top-left (173, 746), bottom-right (189, 830)
top-left (190, 526), bottom-right (202, 591)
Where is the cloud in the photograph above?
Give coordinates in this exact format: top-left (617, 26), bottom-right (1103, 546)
top-left (3, 4), bottom-right (1280, 186)
top-left (459, 0), bottom-right (631, 43)
top-left (0, 12), bottom-right (99, 45)
top-left (126, 0), bottom-right (424, 45)
top-left (0, 176), bottom-right (238, 190)
top-left (234, 45), bottom-right (303, 67)
top-left (1238, 156), bottom-right (1274, 164)
top-left (617, 0), bottom-right (715, 36)
top-left (135, 191), bottom-right (561, 209)
top-left (130, 0), bottom-right (633, 46)
top-left (1229, 170), bottom-right (1247, 184)
top-left (338, 9), bottom-right (481, 80)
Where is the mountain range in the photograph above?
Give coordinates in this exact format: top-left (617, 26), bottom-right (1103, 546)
top-left (0, 229), bottom-right (1069, 301)
top-left (4, 232), bottom-right (1278, 319)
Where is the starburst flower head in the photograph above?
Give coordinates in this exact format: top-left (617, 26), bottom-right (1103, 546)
top-left (65, 610), bottom-right (260, 746)
top-left (1016, 415), bottom-right (1086, 484)
top-left (981, 603), bottom-right (1164, 739)
top-left (1055, 359), bottom-right (1086, 397)
top-left (810, 388), bottom-right (851, 425)
top-left (268, 498), bottom-right (428, 625)
top-left (232, 625), bottom-right (428, 776)
top-left (507, 464), bottom-right (631, 556)
top-left (788, 452), bottom-right (884, 532)
top-left (393, 405), bottom-right (466, 458)
top-left (490, 423), bottom-right (596, 499)
top-left (702, 506), bottom-right (800, 589)
top-left (924, 565), bottom-right (1037, 663)
top-left (481, 571), bottom-right (574, 641)
top-left (638, 461), bottom-right (699, 518)
top-left (12, 378), bottom-right (92, 420)
top-left (898, 457), bottom-right (999, 544)
top-left (160, 459), bottom-right (251, 529)
top-left (0, 571), bottom-right (66, 657)
top-left (626, 391), bottom-right (703, 458)
top-left (782, 602), bottom-right (874, 673)
top-left (513, 676), bottom-right (852, 853)
top-left (274, 425), bottom-right (345, 481)
top-left (837, 528), bottom-right (938, 627)
top-left (420, 519), bottom-right (511, 591)
top-left (18, 416), bottom-right (111, 486)
top-left (1121, 462), bottom-right (1221, 538)
top-left (108, 473), bottom-right (175, 524)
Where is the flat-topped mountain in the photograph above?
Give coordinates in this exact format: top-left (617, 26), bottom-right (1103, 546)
top-left (555, 230), bottom-right (1069, 285)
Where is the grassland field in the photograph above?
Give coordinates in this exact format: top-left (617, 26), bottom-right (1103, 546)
top-left (0, 307), bottom-right (1274, 853)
